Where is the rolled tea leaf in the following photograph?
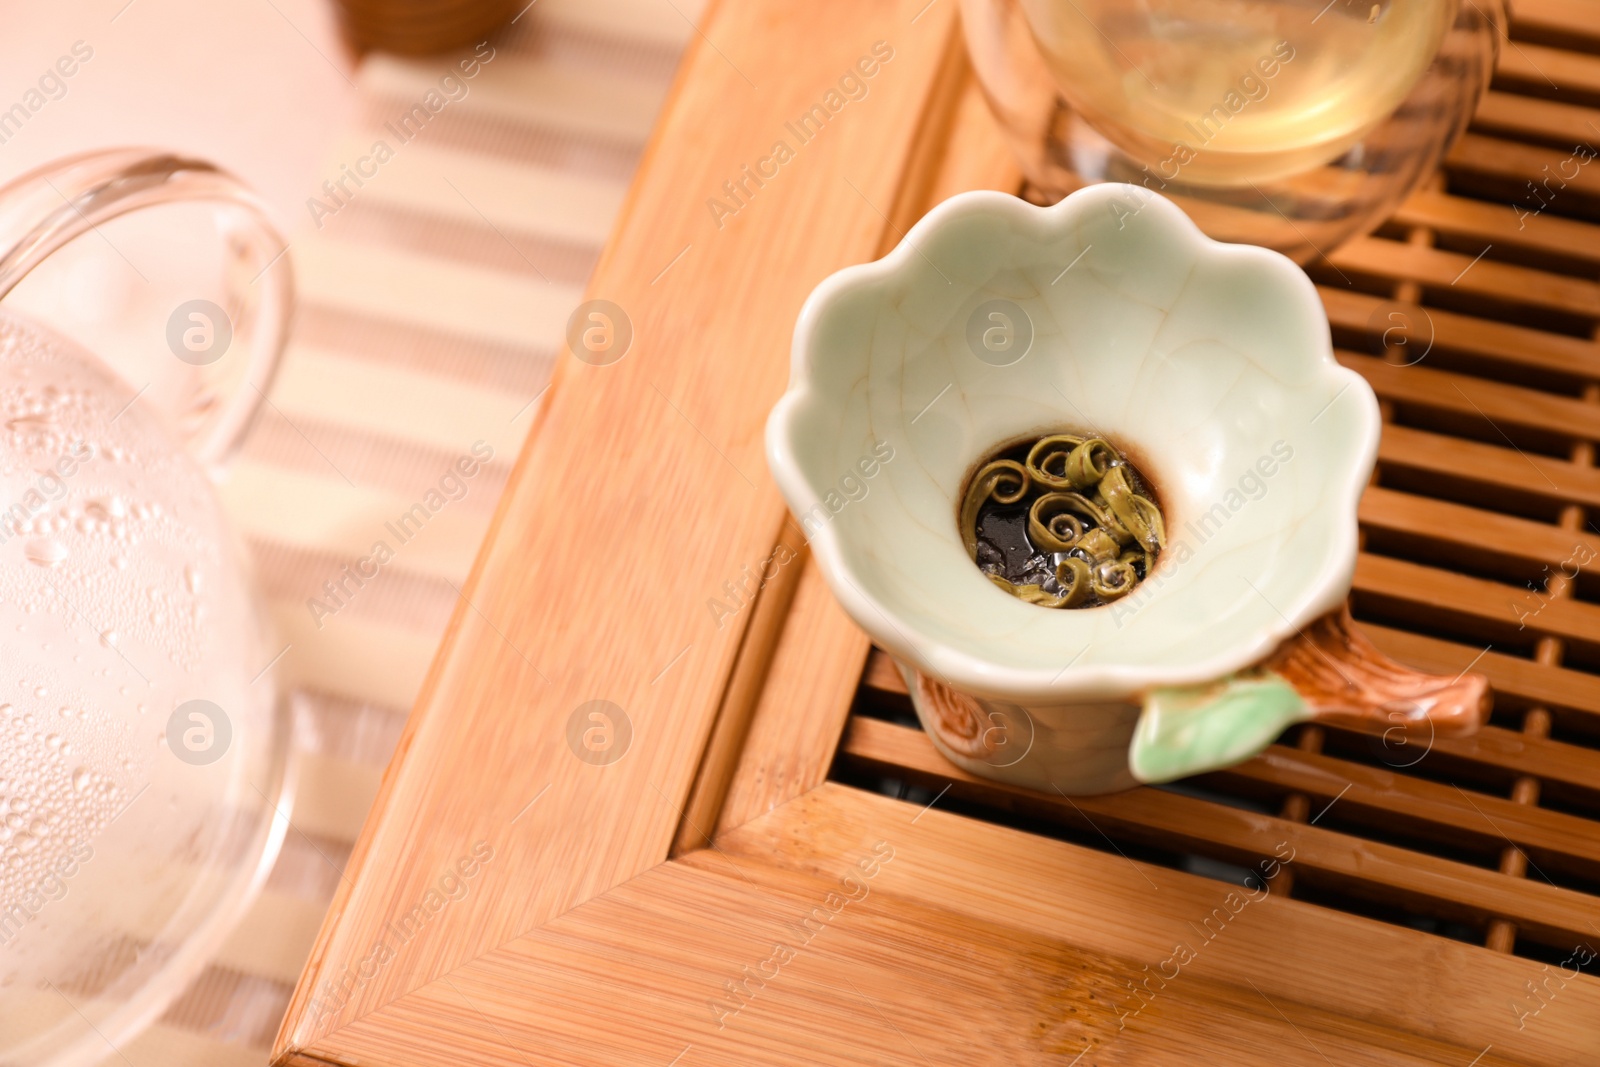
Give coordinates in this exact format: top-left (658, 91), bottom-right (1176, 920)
top-left (960, 459), bottom-right (1029, 558)
top-left (1028, 494), bottom-right (1086, 552)
top-left (988, 573), bottom-right (1057, 607)
top-left (1065, 438), bottom-right (1116, 488)
top-left (988, 562), bottom-right (1091, 609)
top-left (1034, 490), bottom-right (1115, 532)
top-left (1053, 556), bottom-right (1093, 607)
top-left (986, 573), bottom-right (1024, 598)
top-left (1099, 465), bottom-right (1165, 551)
top-left (1025, 434), bottom-right (1084, 490)
top-left (1094, 499), bottom-right (1136, 547)
top-left (1091, 558), bottom-right (1138, 601)
top-left (1130, 494), bottom-right (1167, 550)
top-left (1075, 526), bottom-right (1120, 564)
top-left (1007, 581), bottom-right (1077, 608)
top-left (1097, 464), bottom-right (1131, 509)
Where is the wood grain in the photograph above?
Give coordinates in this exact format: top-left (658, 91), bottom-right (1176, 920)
top-left (840, 716), bottom-right (1600, 949)
top-left (274, 4), bottom-right (1600, 1065)
top-left (1322, 285), bottom-right (1600, 383)
top-left (673, 520), bottom-right (809, 854)
top-left (1331, 236), bottom-right (1600, 320)
top-left (712, 61), bottom-right (1026, 841)
top-left (1357, 484), bottom-right (1597, 576)
top-left (1202, 747), bottom-right (1600, 872)
top-left (1354, 552), bottom-right (1600, 650)
top-left (274, 0), bottom-right (968, 1056)
top-left (1339, 350), bottom-right (1600, 441)
top-left (923, 62), bottom-right (1025, 207)
top-left (291, 786), bottom-right (1590, 1067)
top-left (1373, 422), bottom-right (1600, 513)
top-left (1513, 0), bottom-right (1600, 49)
top-left (713, 551), bottom-right (870, 835)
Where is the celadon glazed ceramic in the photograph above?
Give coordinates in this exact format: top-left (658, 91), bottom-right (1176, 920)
top-left (765, 184), bottom-right (1490, 795)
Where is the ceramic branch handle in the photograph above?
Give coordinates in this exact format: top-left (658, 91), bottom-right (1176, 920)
top-left (1130, 603), bottom-right (1491, 784)
top-left (1263, 604), bottom-right (1490, 736)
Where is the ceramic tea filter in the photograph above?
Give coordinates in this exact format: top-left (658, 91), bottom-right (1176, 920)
top-left (767, 184), bottom-right (1488, 795)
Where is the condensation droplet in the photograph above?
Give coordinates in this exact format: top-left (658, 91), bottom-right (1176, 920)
top-left (23, 539), bottom-right (68, 567)
top-left (86, 496), bottom-right (127, 521)
top-left (6, 413), bottom-right (56, 437)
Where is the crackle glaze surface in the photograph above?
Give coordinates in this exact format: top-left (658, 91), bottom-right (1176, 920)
top-left (766, 185), bottom-right (1380, 787)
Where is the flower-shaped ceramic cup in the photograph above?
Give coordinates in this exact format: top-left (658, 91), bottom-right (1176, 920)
top-left (766, 184), bottom-right (1489, 795)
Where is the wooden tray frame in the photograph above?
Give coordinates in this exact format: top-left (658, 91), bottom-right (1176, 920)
top-left (272, 2), bottom-right (1600, 1064)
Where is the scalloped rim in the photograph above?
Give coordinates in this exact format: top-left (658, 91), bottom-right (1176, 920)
top-left (765, 184), bottom-right (1380, 703)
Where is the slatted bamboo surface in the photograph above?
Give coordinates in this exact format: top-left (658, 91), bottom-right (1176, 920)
top-left (273, 1), bottom-right (1600, 1065)
top-left (841, 0), bottom-right (1600, 972)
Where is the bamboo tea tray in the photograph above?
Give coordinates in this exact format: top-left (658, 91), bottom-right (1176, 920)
top-left (274, 2), bottom-right (1600, 1063)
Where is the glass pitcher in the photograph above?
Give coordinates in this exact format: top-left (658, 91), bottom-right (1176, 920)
top-left (961, 0), bottom-right (1506, 262)
top-left (0, 148), bottom-right (294, 1067)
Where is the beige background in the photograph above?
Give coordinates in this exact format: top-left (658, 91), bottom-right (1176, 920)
top-left (1, 0), bottom-right (696, 1062)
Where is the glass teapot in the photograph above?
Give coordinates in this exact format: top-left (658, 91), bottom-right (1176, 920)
top-left (961, 0), bottom-right (1507, 262)
top-left (0, 148), bottom-right (294, 1067)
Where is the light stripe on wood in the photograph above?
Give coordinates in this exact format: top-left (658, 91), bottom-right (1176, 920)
top-left (275, 2), bottom-right (970, 1055)
top-left (223, 465), bottom-right (492, 580)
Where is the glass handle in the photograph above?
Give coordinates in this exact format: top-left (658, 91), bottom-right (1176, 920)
top-left (0, 147), bottom-right (293, 468)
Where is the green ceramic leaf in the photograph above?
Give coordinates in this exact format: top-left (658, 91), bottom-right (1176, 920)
top-left (1130, 672), bottom-right (1311, 784)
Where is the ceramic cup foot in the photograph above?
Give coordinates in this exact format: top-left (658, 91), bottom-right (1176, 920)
top-left (902, 664), bottom-right (1141, 796)
top-left (900, 603), bottom-right (1491, 795)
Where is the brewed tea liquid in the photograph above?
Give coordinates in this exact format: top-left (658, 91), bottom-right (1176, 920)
top-left (1019, 0), bottom-right (1455, 185)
